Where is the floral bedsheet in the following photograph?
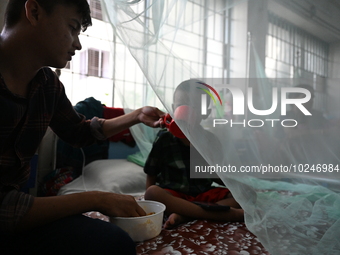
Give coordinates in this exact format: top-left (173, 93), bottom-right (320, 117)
top-left (85, 211), bottom-right (269, 255)
top-left (136, 220), bottom-right (269, 255)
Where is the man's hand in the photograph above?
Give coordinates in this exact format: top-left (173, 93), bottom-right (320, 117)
top-left (137, 106), bottom-right (165, 128)
top-left (15, 191), bottom-right (146, 232)
top-left (96, 192), bottom-right (146, 218)
top-left (102, 106), bottom-right (166, 138)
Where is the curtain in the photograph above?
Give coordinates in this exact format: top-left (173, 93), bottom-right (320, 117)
top-left (100, 0), bottom-right (340, 254)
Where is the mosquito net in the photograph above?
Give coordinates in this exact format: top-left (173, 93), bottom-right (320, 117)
top-left (101, 0), bottom-right (340, 254)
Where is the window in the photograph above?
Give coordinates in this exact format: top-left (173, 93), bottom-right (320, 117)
top-left (80, 49), bottom-right (111, 78)
top-left (62, 0), bottom-right (231, 108)
top-left (266, 12), bottom-right (329, 80)
top-left (88, 49), bottom-right (100, 76)
top-left (113, 0), bottom-right (231, 109)
top-left (266, 12), bottom-right (329, 110)
top-left (89, 0), bottom-right (103, 20)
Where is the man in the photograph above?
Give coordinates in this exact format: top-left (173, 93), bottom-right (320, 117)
top-left (0, 0), bottom-right (164, 254)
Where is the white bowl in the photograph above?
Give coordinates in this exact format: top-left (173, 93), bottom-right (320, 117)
top-left (110, 200), bottom-right (166, 242)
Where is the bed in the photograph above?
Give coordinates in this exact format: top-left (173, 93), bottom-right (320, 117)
top-left (34, 110), bottom-right (269, 254)
top-left (86, 208), bottom-right (269, 255)
top-left (86, 210), bottom-right (269, 255)
top-left (57, 159), bottom-right (270, 255)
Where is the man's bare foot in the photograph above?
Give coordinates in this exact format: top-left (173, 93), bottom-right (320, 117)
top-left (164, 213), bottom-right (190, 229)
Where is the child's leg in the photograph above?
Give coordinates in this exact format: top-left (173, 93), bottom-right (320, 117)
top-left (145, 185), bottom-right (244, 228)
top-left (164, 212), bottom-right (191, 229)
top-left (216, 192), bottom-right (242, 209)
top-left (195, 187), bottom-right (242, 208)
top-left (145, 185), bottom-right (193, 228)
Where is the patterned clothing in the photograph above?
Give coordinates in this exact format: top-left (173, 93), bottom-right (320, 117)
top-left (144, 129), bottom-right (223, 197)
top-left (0, 67), bottom-right (105, 232)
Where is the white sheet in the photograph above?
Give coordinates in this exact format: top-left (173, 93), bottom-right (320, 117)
top-left (57, 159), bottom-right (146, 196)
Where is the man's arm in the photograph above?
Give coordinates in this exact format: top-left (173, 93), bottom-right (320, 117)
top-left (102, 107), bottom-right (165, 138)
top-left (15, 107), bottom-right (165, 232)
top-left (15, 191), bottom-right (146, 232)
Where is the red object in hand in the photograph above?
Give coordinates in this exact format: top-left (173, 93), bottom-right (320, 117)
top-left (163, 113), bottom-right (186, 138)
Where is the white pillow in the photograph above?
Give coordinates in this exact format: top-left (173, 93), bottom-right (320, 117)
top-left (58, 159), bottom-right (146, 196)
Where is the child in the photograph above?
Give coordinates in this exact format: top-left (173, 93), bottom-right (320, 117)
top-left (144, 80), bottom-right (244, 229)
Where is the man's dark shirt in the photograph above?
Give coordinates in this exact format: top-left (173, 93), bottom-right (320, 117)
top-left (0, 67), bottom-right (104, 232)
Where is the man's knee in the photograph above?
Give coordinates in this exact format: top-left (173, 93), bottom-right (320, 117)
top-left (75, 217), bottom-right (136, 255)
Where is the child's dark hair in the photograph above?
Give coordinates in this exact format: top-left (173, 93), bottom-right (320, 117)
top-left (4, 0), bottom-right (92, 31)
top-left (174, 79), bottom-right (212, 108)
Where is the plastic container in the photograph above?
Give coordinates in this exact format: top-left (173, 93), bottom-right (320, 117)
top-left (110, 200), bottom-right (166, 242)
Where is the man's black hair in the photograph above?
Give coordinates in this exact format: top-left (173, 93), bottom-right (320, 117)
top-left (4, 0), bottom-right (92, 31)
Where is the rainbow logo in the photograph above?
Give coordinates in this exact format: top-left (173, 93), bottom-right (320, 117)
top-left (197, 82), bottom-right (223, 106)
top-left (196, 82), bottom-right (223, 117)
